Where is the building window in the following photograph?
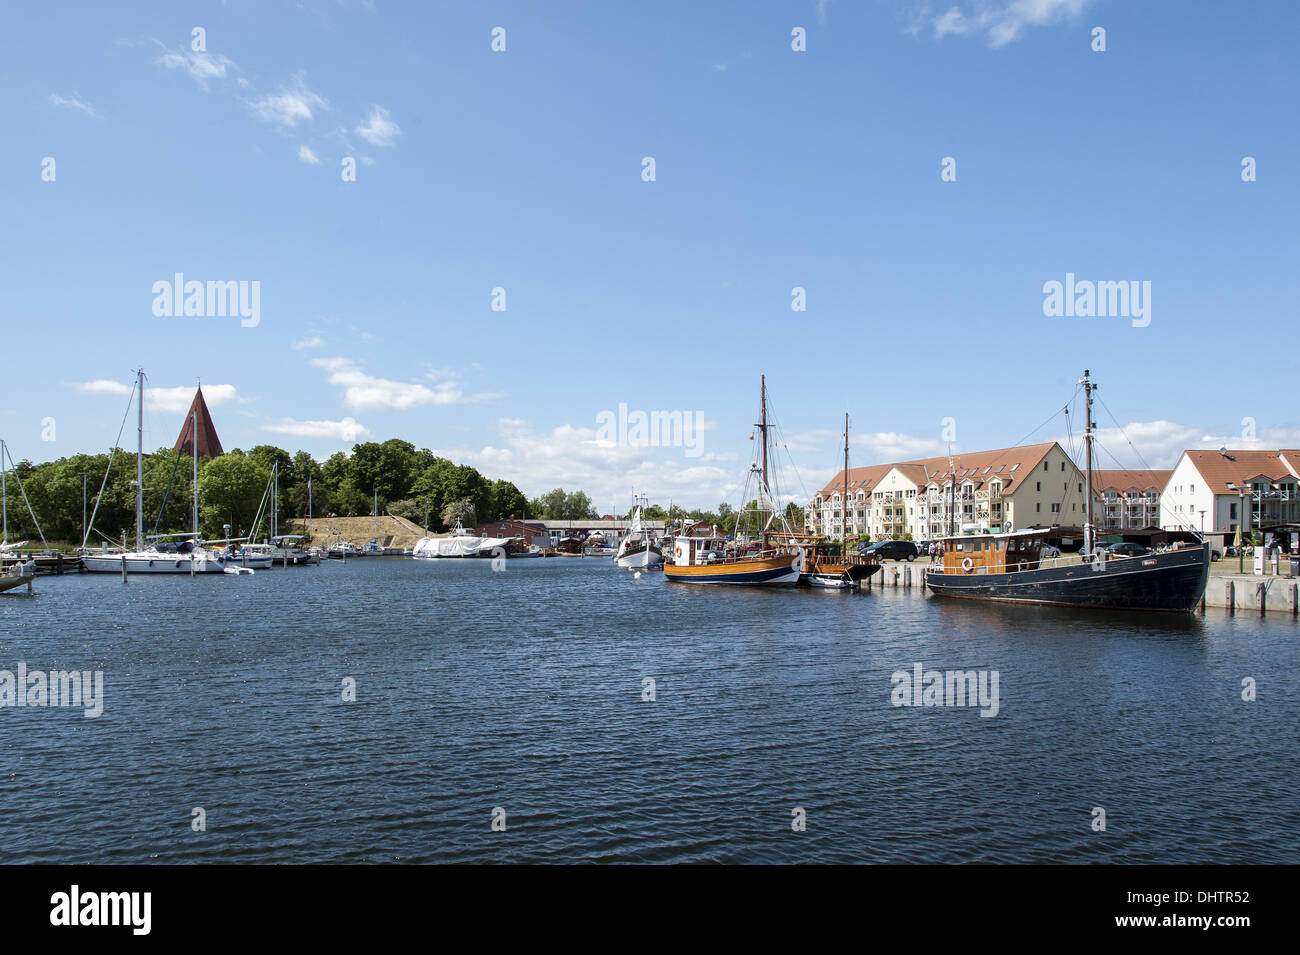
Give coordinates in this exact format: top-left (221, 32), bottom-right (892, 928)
top-left (1036, 481), bottom-right (1041, 492)
top-left (1036, 503), bottom-right (1041, 513)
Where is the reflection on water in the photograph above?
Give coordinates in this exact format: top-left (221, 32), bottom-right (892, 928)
top-left (0, 558), bottom-right (1295, 863)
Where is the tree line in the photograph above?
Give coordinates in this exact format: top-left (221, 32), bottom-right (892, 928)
top-left (2, 436), bottom-right (810, 546)
top-left (2, 439), bottom-right (603, 545)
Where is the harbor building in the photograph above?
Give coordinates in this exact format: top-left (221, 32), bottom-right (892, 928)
top-left (1091, 469), bottom-right (1171, 531)
top-left (809, 442), bottom-right (1093, 541)
top-left (1160, 449), bottom-right (1300, 542)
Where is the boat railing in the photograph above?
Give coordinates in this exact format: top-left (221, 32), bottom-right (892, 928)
top-left (929, 551), bottom-right (1175, 575)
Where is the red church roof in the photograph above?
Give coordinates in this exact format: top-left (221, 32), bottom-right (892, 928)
top-left (174, 388), bottom-right (224, 458)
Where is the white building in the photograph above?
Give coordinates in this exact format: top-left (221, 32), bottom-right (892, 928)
top-left (1161, 449), bottom-right (1300, 541)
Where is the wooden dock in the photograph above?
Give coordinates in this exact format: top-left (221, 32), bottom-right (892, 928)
top-left (0, 553), bottom-right (83, 575)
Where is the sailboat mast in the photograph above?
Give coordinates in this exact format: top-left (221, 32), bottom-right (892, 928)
top-left (2, 439), bottom-right (7, 545)
top-left (760, 375), bottom-right (769, 496)
top-left (842, 413), bottom-right (848, 543)
top-left (191, 408), bottom-right (199, 540)
top-left (136, 369), bottom-right (145, 552)
top-left (1082, 369), bottom-right (1095, 556)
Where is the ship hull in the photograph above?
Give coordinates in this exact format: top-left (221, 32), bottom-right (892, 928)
top-left (925, 545), bottom-right (1209, 612)
top-left (615, 546), bottom-right (663, 569)
top-left (664, 555), bottom-right (799, 586)
top-left (82, 553), bottom-right (227, 574)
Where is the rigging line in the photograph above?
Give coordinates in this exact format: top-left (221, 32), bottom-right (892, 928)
top-left (83, 373), bottom-right (138, 550)
top-left (1092, 433), bottom-right (1191, 532)
top-left (1094, 397), bottom-right (1199, 533)
top-left (1010, 383), bottom-right (1082, 454)
top-left (1, 444), bottom-right (49, 549)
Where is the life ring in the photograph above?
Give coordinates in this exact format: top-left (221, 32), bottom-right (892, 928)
top-left (961, 557), bottom-right (974, 572)
top-left (675, 544), bottom-right (683, 559)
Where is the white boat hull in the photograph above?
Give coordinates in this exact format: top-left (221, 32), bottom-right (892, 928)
top-left (82, 552), bottom-right (230, 574)
top-left (615, 548), bottom-right (663, 569)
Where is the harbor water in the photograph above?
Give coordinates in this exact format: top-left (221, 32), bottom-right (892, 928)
top-left (1, 558), bottom-right (1296, 863)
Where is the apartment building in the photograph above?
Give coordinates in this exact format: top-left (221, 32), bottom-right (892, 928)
top-left (1091, 469), bottom-right (1171, 531)
top-left (809, 442), bottom-right (1093, 541)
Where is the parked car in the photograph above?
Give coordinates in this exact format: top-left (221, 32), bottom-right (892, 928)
top-left (860, 540), bottom-right (920, 562)
top-left (1041, 544), bottom-right (1061, 558)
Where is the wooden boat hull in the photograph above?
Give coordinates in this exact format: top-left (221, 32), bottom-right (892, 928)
top-left (925, 544), bottom-right (1209, 612)
top-left (664, 555), bottom-right (799, 586)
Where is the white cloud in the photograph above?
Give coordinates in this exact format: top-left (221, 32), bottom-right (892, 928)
top-left (354, 105), bottom-right (400, 147)
top-left (440, 417), bottom-right (736, 511)
top-left (924, 0), bottom-right (1093, 47)
top-left (291, 335), bottom-right (325, 350)
top-left (155, 49), bottom-right (237, 88)
top-left (1071, 420), bottom-right (1300, 470)
top-left (49, 92), bottom-right (99, 118)
top-left (311, 357), bottom-right (503, 412)
top-left (73, 380), bottom-right (238, 414)
top-left (248, 73), bottom-right (327, 128)
top-left (262, 416), bottom-right (371, 442)
top-left (297, 144), bottom-right (321, 165)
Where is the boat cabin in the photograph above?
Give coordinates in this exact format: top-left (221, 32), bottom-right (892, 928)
top-left (936, 530), bottom-right (1047, 575)
top-left (668, 534), bottom-right (728, 566)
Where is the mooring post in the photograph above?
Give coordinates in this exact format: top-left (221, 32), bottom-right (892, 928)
top-left (121, 554), bottom-right (127, 584)
top-left (1225, 579), bottom-right (1234, 614)
top-left (1258, 581), bottom-right (1267, 615)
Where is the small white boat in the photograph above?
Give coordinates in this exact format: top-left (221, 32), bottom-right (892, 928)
top-left (615, 494), bottom-right (663, 569)
top-left (327, 541), bottom-right (359, 559)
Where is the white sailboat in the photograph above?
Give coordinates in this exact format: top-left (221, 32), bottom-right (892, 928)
top-left (615, 493), bottom-right (663, 569)
top-left (81, 370), bottom-right (246, 576)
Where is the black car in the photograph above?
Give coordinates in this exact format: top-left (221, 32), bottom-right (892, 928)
top-left (860, 540), bottom-right (920, 562)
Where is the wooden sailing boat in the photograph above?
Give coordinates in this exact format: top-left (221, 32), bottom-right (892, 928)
top-left (663, 376), bottom-right (800, 585)
top-left (924, 370), bottom-right (1210, 612)
top-left (775, 413), bottom-right (882, 589)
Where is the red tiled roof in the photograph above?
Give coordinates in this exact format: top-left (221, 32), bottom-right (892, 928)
top-left (1181, 450), bottom-right (1296, 495)
top-left (814, 442), bottom-right (1059, 501)
top-left (1091, 469), bottom-right (1172, 493)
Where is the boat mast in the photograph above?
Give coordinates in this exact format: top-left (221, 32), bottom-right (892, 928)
top-left (842, 413), bottom-right (849, 544)
top-left (1082, 369), bottom-right (1096, 557)
top-left (2, 439), bottom-right (7, 545)
top-left (760, 374), bottom-right (769, 495)
top-left (136, 369), bottom-right (145, 552)
top-left (191, 407), bottom-right (199, 540)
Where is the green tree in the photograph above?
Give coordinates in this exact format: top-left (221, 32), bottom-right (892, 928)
top-left (443, 497), bottom-right (476, 528)
top-left (487, 479), bottom-right (529, 520)
top-left (198, 452), bottom-right (269, 538)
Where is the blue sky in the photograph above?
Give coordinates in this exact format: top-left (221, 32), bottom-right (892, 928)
top-left (4, 0), bottom-right (1297, 511)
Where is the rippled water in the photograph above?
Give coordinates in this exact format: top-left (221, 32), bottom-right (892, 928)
top-left (1, 558), bottom-right (1296, 863)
